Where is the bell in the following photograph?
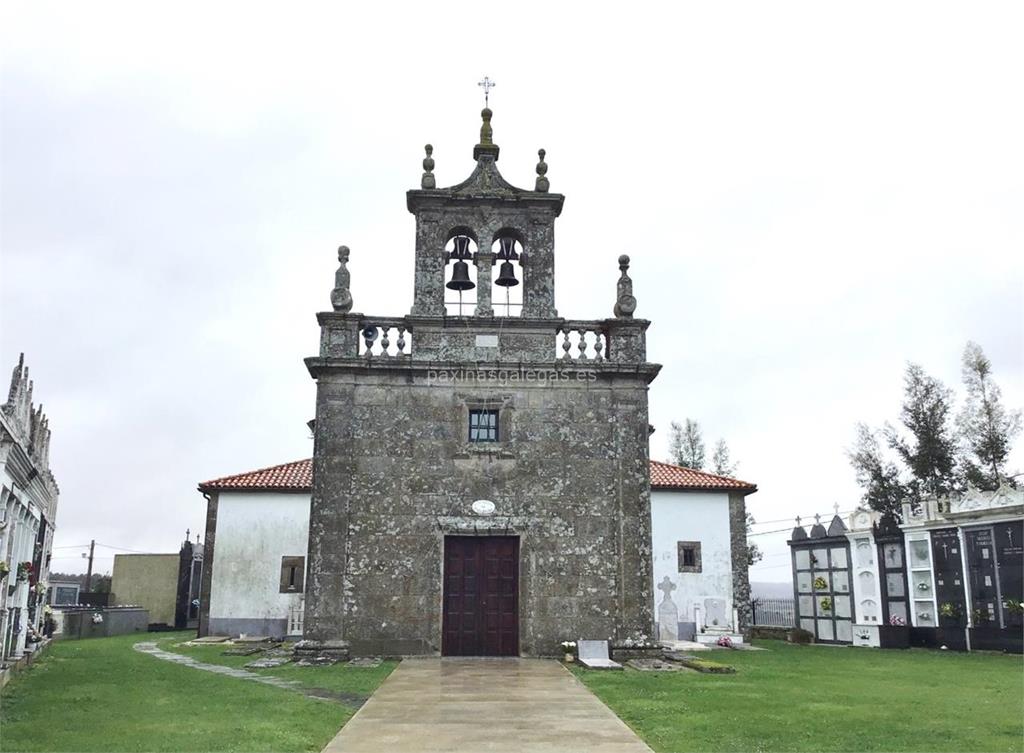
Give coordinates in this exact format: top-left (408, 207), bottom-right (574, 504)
top-left (494, 260), bottom-right (519, 287)
top-left (446, 260), bottom-right (475, 291)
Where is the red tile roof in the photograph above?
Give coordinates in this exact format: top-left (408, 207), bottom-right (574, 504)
top-left (200, 458), bottom-right (756, 494)
top-left (649, 459), bottom-right (757, 492)
top-left (198, 459), bottom-right (313, 493)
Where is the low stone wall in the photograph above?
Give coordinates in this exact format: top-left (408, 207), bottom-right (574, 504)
top-left (58, 607), bottom-right (149, 639)
top-left (750, 625), bottom-right (790, 641)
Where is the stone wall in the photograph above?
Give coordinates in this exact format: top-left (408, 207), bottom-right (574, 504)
top-left (304, 360), bottom-right (657, 656)
top-left (728, 491), bottom-right (753, 637)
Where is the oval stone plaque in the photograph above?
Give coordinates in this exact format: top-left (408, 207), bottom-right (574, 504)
top-left (472, 499), bottom-right (496, 516)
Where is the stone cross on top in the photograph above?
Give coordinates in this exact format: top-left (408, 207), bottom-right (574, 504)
top-left (478, 76), bottom-right (496, 107)
top-left (658, 575), bottom-right (676, 600)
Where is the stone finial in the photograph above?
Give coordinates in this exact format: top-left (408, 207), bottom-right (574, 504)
top-left (535, 149), bottom-right (549, 192)
top-left (6, 352), bottom-right (24, 405)
top-left (473, 108), bottom-right (500, 161)
top-left (480, 108), bottom-right (493, 144)
top-left (330, 245), bottom-right (353, 313)
top-left (613, 255), bottom-right (636, 318)
top-left (421, 144), bottom-right (436, 189)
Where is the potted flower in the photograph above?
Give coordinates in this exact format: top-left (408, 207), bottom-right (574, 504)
top-left (1003, 599), bottom-right (1024, 628)
top-left (0, 560), bottom-right (9, 580)
top-left (559, 641), bottom-right (576, 662)
top-left (16, 561), bottom-right (33, 582)
top-left (878, 614), bottom-right (909, 648)
top-left (938, 602), bottom-right (963, 627)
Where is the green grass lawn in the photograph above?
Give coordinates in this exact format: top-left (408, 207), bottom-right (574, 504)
top-left (155, 635), bottom-right (397, 699)
top-left (0, 632), bottom-right (395, 752)
top-left (573, 640), bottom-right (1024, 753)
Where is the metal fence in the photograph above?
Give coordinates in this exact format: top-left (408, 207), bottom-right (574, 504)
top-left (751, 597), bottom-right (795, 627)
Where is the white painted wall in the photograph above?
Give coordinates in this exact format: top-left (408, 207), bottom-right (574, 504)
top-left (209, 492), bottom-right (310, 624)
top-left (650, 490), bottom-right (734, 635)
top-left (2, 467), bottom-right (42, 659)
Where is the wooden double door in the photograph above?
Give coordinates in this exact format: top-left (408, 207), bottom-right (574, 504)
top-left (442, 536), bottom-right (519, 656)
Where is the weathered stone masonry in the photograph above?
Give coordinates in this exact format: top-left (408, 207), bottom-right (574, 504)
top-left (303, 109), bottom-right (661, 656)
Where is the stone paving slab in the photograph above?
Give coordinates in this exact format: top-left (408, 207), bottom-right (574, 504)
top-left (133, 642), bottom-right (367, 707)
top-left (321, 657), bottom-right (652, 753)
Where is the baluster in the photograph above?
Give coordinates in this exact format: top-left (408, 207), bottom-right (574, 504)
top-left (396, 326), bottom-right (407, 354)
top-left (593, 330), bottom-right (604, 361)
top-left (560, 328), bottom-right (571, 359)
top-left (576, 329), bottom-right (588, 361)
top-left (363, 325), bottom-right (375, 357)
top-left (380, 327), bottom-right (391, 356)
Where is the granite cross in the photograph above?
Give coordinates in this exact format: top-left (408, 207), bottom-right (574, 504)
top-left (658, 576), bottom-right (677, 601)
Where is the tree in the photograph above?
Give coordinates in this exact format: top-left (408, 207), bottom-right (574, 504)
top-left (848, 423), bottom-right (907, 519)
top-left (957, 341), bottom-right (1021, 489)
top-left (884, 363), bottom-right (958, 500)
top-left (711, 439), bottom-right (737, 477)
top-left (667, 421), bottom-right (684, 466)
top-left (668, 418), bottom-right (705, 470)
top-left (746, 513), bottom-right (762, 567)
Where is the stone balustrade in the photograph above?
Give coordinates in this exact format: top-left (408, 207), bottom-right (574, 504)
top-left (556, 322), bottom-right (607, 361)
top-left (358, 319), bottom-right (412, 358)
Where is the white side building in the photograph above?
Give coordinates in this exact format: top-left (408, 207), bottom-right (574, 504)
top-left (649, 460), bottom-right (757, 643)
top-left (197, 458), bottom-right (757, 643)
top-left (198, 462), bottom-right (311, 637)
top-left (1, 354), bottom-right (59, 662)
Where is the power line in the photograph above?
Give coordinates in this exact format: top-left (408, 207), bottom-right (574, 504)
top-left (94, 542), bottom-right (150, 554)
top-left (748, 526), bottom-right (799, 537)
top-left (750, 509), bottom-right (856, 527)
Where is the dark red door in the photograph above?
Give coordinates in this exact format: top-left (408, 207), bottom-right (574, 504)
top-left (443, 536), bottom-right (519, 656)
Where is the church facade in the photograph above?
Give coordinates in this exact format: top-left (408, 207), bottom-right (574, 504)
top-left (303, 109), bottom-right (660, 656)
top-left (195, 108), bottom-right (759, 656)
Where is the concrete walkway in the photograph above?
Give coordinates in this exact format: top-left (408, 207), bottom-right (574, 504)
top-left (321, 657), bottom-right (652, 753)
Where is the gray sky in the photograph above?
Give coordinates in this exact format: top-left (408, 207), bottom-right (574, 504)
top-left (2, 2), bottom-right (1021, 582)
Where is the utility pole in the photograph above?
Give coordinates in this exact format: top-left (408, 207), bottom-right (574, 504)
top-left (84, 539), bottom-right (95, 593)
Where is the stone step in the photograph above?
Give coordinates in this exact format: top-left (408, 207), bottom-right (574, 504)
top-left (694, 632), bottom-right (744, 645)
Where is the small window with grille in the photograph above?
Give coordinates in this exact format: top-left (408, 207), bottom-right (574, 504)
top-left (468, 409), bottom-right (499, 443)
top-left (279, 556), bottom-right (305, 593)
top-left (678, 541), bottom-right (702, 573)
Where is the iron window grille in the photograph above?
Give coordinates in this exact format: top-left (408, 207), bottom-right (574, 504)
top-left (678, 541), bottom-right (702, 573)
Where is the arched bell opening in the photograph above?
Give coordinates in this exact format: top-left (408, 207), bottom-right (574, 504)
top-left (444, 234), bottom-right (478, 316)
top-left (490, 233), bottom-right (524, 317)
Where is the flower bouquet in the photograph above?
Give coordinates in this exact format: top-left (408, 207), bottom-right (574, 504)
top-left (559, 641), bottom-right (576, 662)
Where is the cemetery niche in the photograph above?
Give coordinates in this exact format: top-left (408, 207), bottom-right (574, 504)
top-left (788, 484), bottom-right (1023, 653)
top-left (789, 512), bottom-right (853, 644)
